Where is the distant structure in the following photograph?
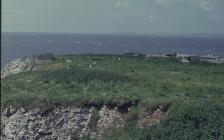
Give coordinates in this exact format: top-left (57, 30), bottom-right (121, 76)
top-left (200, 55), bottom-right (218, 60)
top-left (180, 58), bottom-right (190, 63)
top-left (175, 53), bottom-right (190, 59)
top-left (146, 54), bottom-right (168, 58)
top-left (163, 53), bottom-right (224, 64)
top-left (124, 53), bottom-right (146, 58)
top-left (125, 52), bottom-right (223, 64)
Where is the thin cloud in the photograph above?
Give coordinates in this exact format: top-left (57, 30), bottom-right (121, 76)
top-left (113, 1), bottom-right (131, 8)
top-left (153, 0), bottom-right (174, 6)
top-left (192, 0), bottom-right (214, 11)
top-left (138, 9), bottom-right (154, 19)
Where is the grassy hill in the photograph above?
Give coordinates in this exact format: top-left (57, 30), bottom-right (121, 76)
top-left (1, 54), bottom-right (224, 139)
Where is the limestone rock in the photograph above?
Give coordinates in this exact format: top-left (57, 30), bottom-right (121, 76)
top-left (1, 105), bottom-right (129, 139)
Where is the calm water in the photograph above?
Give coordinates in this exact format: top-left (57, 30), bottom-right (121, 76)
top-left (2, 32), bottom-right (224, 66)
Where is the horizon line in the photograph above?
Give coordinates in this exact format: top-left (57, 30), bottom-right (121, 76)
top-left (2, 31), bottom-right (224, 36)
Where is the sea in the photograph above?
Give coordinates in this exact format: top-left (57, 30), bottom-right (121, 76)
top-left (2, 32), bottom-right (224, 66)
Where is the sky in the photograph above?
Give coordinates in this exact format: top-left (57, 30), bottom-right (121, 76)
top-left (2, 0), bottom-right (224, 34)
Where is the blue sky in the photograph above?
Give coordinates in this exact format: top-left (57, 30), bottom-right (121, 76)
top-left (2, 0), bottom-right (224, 33)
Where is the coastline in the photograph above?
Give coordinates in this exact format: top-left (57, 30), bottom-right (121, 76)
top-left (2, 52), bottom-right (224, 70)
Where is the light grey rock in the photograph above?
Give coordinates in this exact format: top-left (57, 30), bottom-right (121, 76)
top-left (1, 57), bottom-right (50, 78)
top-left (20, 108), bottom-right (26, 113)
top-left (55, 115), bottom-right (65, 127)
top-left (1, 105), bottom-right (126, 140)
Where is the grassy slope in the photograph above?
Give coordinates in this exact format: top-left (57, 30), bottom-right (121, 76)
top-left (1, 54), bottom-right (224, 139)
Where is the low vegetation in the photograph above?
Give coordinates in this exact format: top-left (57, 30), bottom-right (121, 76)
top-left (1, 54), bottom-right (224, 139)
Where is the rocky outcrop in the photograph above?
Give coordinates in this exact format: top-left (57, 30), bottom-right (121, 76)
top-left (1, 55), bottom-right (53, 78)
top-left (1, 103), bottom-right (169, 140)
top-left (88, 105), bottom-right (125, 139)
top-left (138, 103), bottom-right (170, 128)
top-left (1, 105), bottom-right (125, 140)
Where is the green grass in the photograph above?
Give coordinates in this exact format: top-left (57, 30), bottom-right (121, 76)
top-left (2, 54), bottom-right (223, 107)
top-left (1, 54), bottom-right (224, 139)
top-left (103, 100), bottom-right (224, 140)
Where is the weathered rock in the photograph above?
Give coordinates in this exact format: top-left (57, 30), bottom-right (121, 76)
top-left (1, 106), bottom-right (89, 140)
top-left (138, 105), bottom-right (168, 128)
top-left (92, 105), bottom-right (125, 139)
top-left (1, 105), bottom-right (126, 140)
top-left (1, 57), bottom-right (51, 78)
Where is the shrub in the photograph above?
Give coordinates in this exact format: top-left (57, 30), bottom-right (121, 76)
top-left (36, 53), bottom-right (55, 60)
top-left (142, 100), bottom-right (224, 140)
